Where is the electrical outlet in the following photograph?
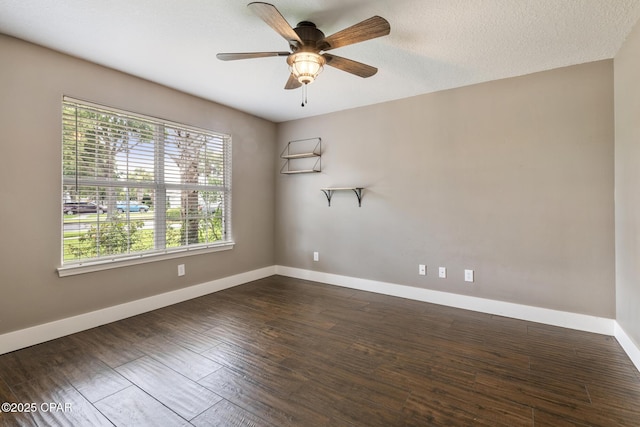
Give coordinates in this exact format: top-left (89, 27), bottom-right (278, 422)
top-left (313, 251), bottom-right (319, 262)
top-left (419, 264), bottom-right (426, 276)
top-left (178, 264), bottom-right (185, 276)
top-left (464, 269), bottom-right (474, 283)
top-left (438, 267), bottom-right (446, 278)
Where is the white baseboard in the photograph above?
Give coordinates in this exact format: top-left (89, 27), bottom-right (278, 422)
top-left (0, 266), bottom-right (276, 355)
top-left (614, 322), bottom-right (640, 373)
top-left (275, 266), bottom-right (615, 336)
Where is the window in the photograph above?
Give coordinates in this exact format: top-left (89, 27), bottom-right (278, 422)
top-left (61, 97), bottom-right (232, 273)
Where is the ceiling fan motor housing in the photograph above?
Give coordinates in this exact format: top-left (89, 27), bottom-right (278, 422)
top-left (291, 21), bottom-right (325, 51)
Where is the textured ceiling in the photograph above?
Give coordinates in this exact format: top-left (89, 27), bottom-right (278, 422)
top-left (1, 0), bottom-right (640, 122)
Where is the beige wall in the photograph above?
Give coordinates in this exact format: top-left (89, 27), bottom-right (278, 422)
top-left (0, 35), bottom-right (277, 334)
top-left (276, 60), bottom-right (615, 318)
top-left (0, 31), bottom-right (621, 337)
top-left (615, 22), bottom-right (640, 346)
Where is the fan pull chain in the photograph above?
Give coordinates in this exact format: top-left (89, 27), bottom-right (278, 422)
top-left (301, 84), bottom-right (308, 107)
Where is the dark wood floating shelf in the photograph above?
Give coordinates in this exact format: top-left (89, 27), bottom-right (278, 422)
top-left (321, 187), bottom-right (364, 207)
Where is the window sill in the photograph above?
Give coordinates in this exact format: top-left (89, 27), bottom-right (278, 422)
top-left (57, 241), bottom-right (235, 277)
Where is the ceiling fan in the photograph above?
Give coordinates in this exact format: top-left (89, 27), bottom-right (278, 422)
top-left (217, 2), bottom-right (390, 104)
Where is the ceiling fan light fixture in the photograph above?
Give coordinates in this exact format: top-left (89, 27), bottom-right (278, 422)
top-left (288, 52), bottom-right (325, 84)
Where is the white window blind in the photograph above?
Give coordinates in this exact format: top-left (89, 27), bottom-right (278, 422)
top-left (62, 97), bottom-right (232, 268)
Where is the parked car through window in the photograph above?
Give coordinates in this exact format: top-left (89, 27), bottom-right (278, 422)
top-left (116, 201), bottom-right (149, 213)
top-left (63, 201), bottom-right (107, 215)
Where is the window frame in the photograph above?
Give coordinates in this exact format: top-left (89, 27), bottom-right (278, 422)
top-left (58, 97), bottom-right (233, 277)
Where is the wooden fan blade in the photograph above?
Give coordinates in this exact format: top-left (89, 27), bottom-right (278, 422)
top-left (216, 52), bottom-right (290, 61)
top-left (248, 2), bottom-right (303, 46)
top-left (285, 74), bottom-right (302, 90)
top-left (318, 16), bottom-right (390, 51)
top-left (323, 54), bottom-right (378, 78)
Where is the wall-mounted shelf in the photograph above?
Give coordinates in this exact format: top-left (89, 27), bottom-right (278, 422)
top-left (321, 187), bottom-right (364, 207)
top-left (282, 169), bottom-right (318, 175)
top-left (280, 137), bottom-right (321, 174)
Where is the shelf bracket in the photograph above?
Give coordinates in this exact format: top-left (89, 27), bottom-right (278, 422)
top-left (352, 188), bottom-right (363, 207)
top-left (321, 189), bottom-right (333, 206)
top-left (321, 187), bottom-right (364, 207)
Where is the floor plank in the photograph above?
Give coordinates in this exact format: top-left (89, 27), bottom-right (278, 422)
top-left (94, 385), bottom-right (190, 427)
top-left (135, 335), bottom-right (222, 381)
top-left (198, 366), bottom-right (330, 426)
top-left (10, 376), bottom-right (112, 426)
top-left (51, 347), bottom-right (132, 403)
top-left (116, 356), bottom-right (222, 420)
top-left (191, 399), bottom-right (276, 427)
top-left (0, 376), bottom-right (34, 426)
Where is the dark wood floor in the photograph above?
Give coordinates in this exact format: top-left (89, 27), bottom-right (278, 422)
top-left (1, 275), bottom-right (639, 426)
